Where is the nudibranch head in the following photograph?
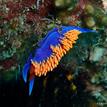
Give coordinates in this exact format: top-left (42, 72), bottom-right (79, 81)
top-left (22, 26), bottom-right (96, 95)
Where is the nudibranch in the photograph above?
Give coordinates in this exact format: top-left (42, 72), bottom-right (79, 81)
top-left (22, 26), bottom-right (95, 95)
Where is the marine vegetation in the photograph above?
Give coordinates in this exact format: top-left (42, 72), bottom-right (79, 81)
top-left (0, 0), bottom-right (107, 107)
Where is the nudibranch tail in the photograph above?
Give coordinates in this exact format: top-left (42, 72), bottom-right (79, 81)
top-left (22, 26), bottom-right (96, 95)
top-left (22, 63), bottom-right (30, 82)
top-left (29, 78), bottom-right (34, 95)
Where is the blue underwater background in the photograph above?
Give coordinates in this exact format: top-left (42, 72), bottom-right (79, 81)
top-left (0, 0), bottom-right (107, 107)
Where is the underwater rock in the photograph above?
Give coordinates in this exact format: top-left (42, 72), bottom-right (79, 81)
top-left (55, 0), bottom-right (71, 9)
top-left (102, 0), bottom-right (107, 12)
top-left (84, 4), bottom-right (94, 15)
top-left (85, 17), bottom-right (96, 28)
top-left (57, 11), bottom-right (71, 25)
top-left (12, 39), bottom-right (22, 49)
top-left (101, 16), bottom-right (107, 26)
top-left (66, 73), bottom-right (73, 81)
top-left (89, 47), bottom-right (105, 62)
